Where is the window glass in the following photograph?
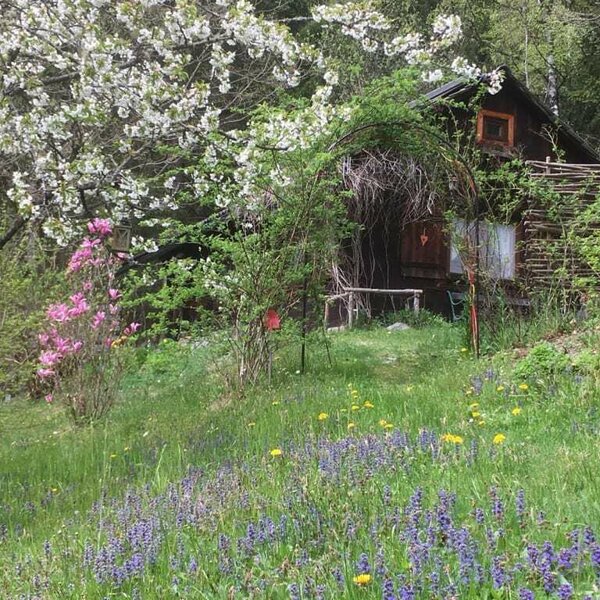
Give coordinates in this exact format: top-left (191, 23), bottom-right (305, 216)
top-left (483, 116), bottom-right (509, 142)
top-left (449, 218), bottom-right (467, 274)
top-left (449, 219), bottom-right (516, 279)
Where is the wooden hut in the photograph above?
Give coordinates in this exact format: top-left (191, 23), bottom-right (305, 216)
top-left (331, 66), bottom-right (600, 322)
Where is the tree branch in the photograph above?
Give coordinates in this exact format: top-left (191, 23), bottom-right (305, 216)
top-left (0, 216), bottom-right (27, 251)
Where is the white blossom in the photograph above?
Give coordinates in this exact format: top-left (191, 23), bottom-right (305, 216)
top-left (451, 57), bottom-right (482, 79)
top-left (0, 0), bottom-right (466, 240)
top-left (432, 14), bottom-right (462, 46)
top-left (423, 69), bottom-right (444, 84)
top-left (486, 68), bottom-right (505, 95)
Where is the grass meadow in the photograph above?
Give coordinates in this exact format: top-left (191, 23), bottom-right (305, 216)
top-left (1, 323), bottom-right (600, 598)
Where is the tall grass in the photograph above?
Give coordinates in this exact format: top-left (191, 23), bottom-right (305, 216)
top-left (1, 325), bottom-right (599, 598)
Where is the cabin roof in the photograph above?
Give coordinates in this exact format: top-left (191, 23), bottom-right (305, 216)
top-left (424, 65), bottom-right (599, 163)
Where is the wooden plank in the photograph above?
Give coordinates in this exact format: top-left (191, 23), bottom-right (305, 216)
top-left (342, 287), bottom-right (423, 294)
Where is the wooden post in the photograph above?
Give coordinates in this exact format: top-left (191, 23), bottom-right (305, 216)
top-left (348, 292), bottom-right (354, 329)
top-left (413, 292), bottom-right (420, 314)
top-left (323, 300), bottom-right (330, 331)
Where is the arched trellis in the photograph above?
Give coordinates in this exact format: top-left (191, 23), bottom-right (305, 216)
top-left (327, 120), bottom-right (482, 357)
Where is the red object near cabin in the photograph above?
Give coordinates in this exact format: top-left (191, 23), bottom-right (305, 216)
top-left (265, 309), bottom-right (281, 331)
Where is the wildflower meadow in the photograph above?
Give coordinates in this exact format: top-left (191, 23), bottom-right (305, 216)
top-left (2, 324), bottom-right (600, 598)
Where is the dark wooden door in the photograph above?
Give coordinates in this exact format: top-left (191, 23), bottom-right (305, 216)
top-left (400, 221), bottom-right (447, 279)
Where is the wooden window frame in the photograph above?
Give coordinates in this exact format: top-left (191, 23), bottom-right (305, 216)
top-left (476, 109), bottom-right (515, 148)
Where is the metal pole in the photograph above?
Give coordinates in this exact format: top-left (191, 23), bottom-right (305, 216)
top-left (300, 273), bottom-right (308, 374)
top-left (474, 191), bottom-right (481, 359)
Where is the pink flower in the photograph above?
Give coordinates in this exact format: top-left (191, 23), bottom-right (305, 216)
top-left (81, 237), bottom-right (101, 249)
top-left (108, 288), bottom-right (121, 300)
top-left (68, 292), bottom-right (90, 318)
top-left (91, 311), bottom-right (106, 329)
top-left (47, 303), bottom-right (70, 323)
top-left (83, 280), bottom-right (94, 292)
top-left (39, 350), bottom-right (61, 367)
top-left (38, 332), bottom-right (50, 347)
top-left (67, 246), bottom-right (93, 272)
top-left (52, 335), bottom-right (72, 355)
top-left (37, 368), bottom-right (55, 379)
top-left (123, 322), bottom-right (141, 336)
top-left (109, 304), bottom-right (119, 315)
top-left (71, 340), bottom-right (83, 353)
top-left (70, 292), bottom-right (89, 308)
top-left (45, 394), bottom-right (53, 404)
top-left (87, 218), bottom-right (112, 238)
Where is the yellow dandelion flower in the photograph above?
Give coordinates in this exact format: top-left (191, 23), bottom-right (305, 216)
top-left (269, 448), bottom-right (283, 457)
top-left (478, 420), bottom-right (485, 426)
top-left (317, 412), bottom-right (329, 421)
top-left (351, 389), bottom-right (359, 399)
top-left (384, 423), bottom-right (394, 430)
top-left (51, 487), bottom-right (58, 493)
top-left (124, 446), bottom-right (130, 452)
top-left (248, 422), bottom-right (256, 427)
top-left (353, 574), bottom-right (372, 585)
top-left (460, 347), bottom-right (468, 353)
top-left (379, 419), bottom-right (388, 427)
top-left (511, 407), bottom-right (522, 416)
top-left (110, 453), bottom-right (117, 459)
top-left (465, 388), bottom-right (473, 396)
top-left (441, 434), bottom-right (464, 444)
top-left (493, 433), bottom-right (506, 445)
top-left (272, 401), bottom-right (280, 406)
top-left (363, 401), bottom-right (374, 408)
top-left (496, 385), bottom-right (505, 392)
top-left (347, 422), bottom-right (356, 430)
top-left (351, 404), bottom-right (360, 411)
top-left (471, 411), bottom-right (481, 418)
top-left (518, 383), bottom-right (529, 391)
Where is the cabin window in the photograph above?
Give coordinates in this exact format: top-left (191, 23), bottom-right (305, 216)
top-left (449, 219), bottom-right (516, 280)
top-left (477, 110), bottom-right (515, 147)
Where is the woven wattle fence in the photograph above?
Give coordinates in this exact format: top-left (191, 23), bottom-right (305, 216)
top-left (524, 160), bottom-right (600, 288)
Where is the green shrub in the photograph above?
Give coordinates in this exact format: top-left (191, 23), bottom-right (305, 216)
top-left (572, 348), bottom-right (600, 376)
top-left (0, 250), bottom-right (65, 400)
top-left (137, 338), bottom-right (194, 376)
top-left (513, 341), bottom-right (571, 382)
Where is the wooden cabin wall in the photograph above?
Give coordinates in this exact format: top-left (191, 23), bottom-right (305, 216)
top-left (463, 82), bottom-right (595, 163)
top-left (436, 77), bottom-right (595, 164)
top-left (358, 217), bottom-right (453, 317)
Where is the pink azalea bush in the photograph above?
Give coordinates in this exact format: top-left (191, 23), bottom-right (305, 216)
top-left (37, 219), bottom-right (139, 422)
